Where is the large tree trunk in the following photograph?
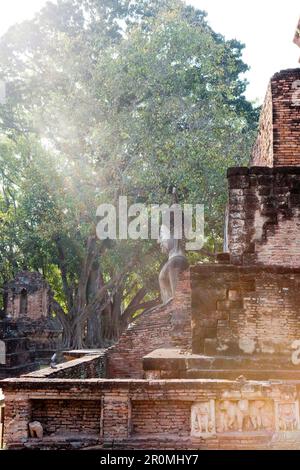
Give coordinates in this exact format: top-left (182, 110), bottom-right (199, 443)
top-left (53, 235), bottom-right (157, 350)
top-left (71, 319), bottom-right (85, 349)
top-left (86, 259), bottom-right (102, 347)
top-left (100, 291), bottom-right (122, 345)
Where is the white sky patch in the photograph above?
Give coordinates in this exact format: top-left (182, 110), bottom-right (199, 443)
top-left (0, 0), bottom-right (48, 34)
top-left (189, 0), bottom-right (300, 103)
top-left (0, 0), bottom-right (299, 104)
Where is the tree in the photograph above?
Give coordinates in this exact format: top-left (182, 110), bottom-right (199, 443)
top-left (0, 0), bottom-right (258, 347)
top-left (0, 133), bottom-right (159, 347)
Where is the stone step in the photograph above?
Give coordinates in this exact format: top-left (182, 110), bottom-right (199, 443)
top-left (186, 368), bottom-right (300, 380)
top-left (168, 353), bottom-right (299, 371)
top-left (143, 348), bottom-right (300, 379)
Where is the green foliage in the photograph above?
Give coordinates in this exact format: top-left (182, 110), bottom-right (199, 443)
top-left (0, 0), bottom-right (258, 316)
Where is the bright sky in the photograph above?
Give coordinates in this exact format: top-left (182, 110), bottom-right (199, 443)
top-left (0, 0), bottom-right (299, 104)
top-left (190, 0), bottom-right (300, 104)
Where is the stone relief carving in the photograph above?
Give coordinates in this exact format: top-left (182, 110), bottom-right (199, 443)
top-left (28, 421), bottom-right (44, 439)
top-left (275, 401), bottom-right (300, 432)
top-left (191, 400), bottom-right (216, 437)
top-left (291, 339), bottom-right (300, 365)
top-left (249, 400), bottom-right (266, 430)
top-left (216, 399), bottom-right (273, 432)
top-left (192, 390), bottom-right (300, 436)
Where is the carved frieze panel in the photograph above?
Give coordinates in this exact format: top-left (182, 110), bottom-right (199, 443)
top-left (191, 400), bottom-right (216, 437)
top-left (275, 401), bottom-right (300, 432)
top-left (191, 389), bottom-right (300, 438)
top-left (216, 399), bottom-right (274, 433)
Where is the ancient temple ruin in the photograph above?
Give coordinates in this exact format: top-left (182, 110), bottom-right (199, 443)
top-left (0, 272), bottom-right (62, 378)
top-left (1, 64), bottom-right (300, 449)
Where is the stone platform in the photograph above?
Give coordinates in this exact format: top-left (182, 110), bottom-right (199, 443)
top-left (143, 349), bottom-right (300, 381)
top-left (2, 377), bottom-right (300, 450)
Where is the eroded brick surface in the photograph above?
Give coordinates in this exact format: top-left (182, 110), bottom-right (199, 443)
top-left (106, 271), bottom-right (191, 378)
top-left (227, 168), bottom-right (300, 267)
top-left (191, 264), bottom-right (300, 359)
top-left (2, 378), bottom-right (300, 450)
top-left (251, 69), bottom-right (300, 167)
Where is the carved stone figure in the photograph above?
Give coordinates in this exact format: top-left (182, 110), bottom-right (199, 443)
top-left (217, 399), bottom-right (272, 432)
top-left (158, 225), bottom-right (189, 304)
top-left (218, 400), bottom-right (242, 432)
top-left (249, 400), bottom-right (265, 430)
top-left (191, 401), bottom-right (215, 437)
top-left (28, 421), bottom-right (43, 439)
top-left (277, 403), bottom-right (299, 431)
top-left (193, 403), bottom-right (209, 433)
top-left (237, 399), bottom-right (249, 431)
top-left (291, 339), bottom-right (300, 365)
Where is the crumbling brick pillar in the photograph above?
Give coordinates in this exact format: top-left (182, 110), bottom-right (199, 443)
top-left (251, 69), bottom-right (300, 167)
top-left (4, 394), bottom-right (31, 446)
top-left (227, 167), bottom-right (300, 267)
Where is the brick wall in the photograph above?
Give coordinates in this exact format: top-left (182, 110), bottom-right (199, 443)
top-left (251, 68), bottom-right (300, 167)
top-left (131, 400), bottom-right (190, 437)
top-left (106, 271), bottom-right (191, 378)
top-left (191, 264), bottom-right (300, 359)
top-left (251, 83), bottom-right (273, 166)
top-left (272, 69), bottom-right (300, 165)
top-left (24, 352), bottom-right (106, 379)
top-left (31, 399), bottom-right (101, 436)
top-left (27, 290), bottom-right (48, 320)
top-left (228, 167), bottom-right (300, 267)
top-left (3, 377), bottom-right (300, 450)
